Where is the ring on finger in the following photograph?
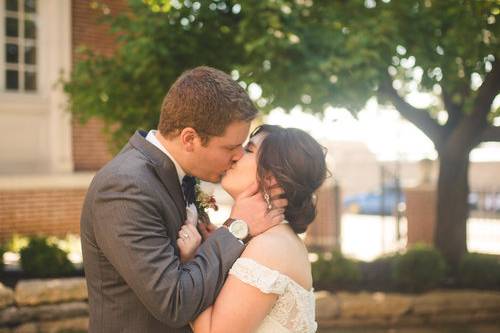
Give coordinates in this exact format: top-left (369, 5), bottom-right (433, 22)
top-left (182, 233), bottom-right (189, 239)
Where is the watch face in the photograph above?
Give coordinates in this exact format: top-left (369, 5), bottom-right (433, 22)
top-left (230, 220), bottom-right (249, 239)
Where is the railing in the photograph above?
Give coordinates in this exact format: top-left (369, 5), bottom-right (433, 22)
top-left (469, 189), bottom-right (500, 220)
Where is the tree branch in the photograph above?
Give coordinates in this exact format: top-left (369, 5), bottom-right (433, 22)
top-left (379, 79), bottom-right (443, 147)
top-left (473, 59), bottom-right (500, 120)
top-left (478, 125), bottom-right (500, 143)
top-left (462, 59), bottom-right (500, 148)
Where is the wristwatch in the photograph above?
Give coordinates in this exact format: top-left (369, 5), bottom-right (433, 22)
top-left (223, 218), bottom-right (250, 244)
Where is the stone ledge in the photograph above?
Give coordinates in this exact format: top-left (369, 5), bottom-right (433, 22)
top-left (0, 302), bottom-right (88, 326)
top-left (8, 316), bottom-right (88, 333)
top-left (0, 172), bottom-right (94, 191)
top-left (0, 284), bottom-right (14, 311)
top-left (3, 279), bottom-right (500, 331)
top-left (412, 290), bottom-right (500, 315)
top-left (316, 290), bottom-right (500, 328)
top-left (15, 278), bottom-right (87, 306)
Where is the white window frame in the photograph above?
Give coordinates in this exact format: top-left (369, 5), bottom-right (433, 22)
top-left (0, 0), bottom-right (48, 109)
top-left (3, 0), bottom-right (38, 93)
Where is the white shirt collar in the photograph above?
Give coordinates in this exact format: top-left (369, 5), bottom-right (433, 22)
top-left (145, 130), bottom-right (186, 185)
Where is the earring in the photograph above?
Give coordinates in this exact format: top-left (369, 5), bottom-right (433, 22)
top-left (264, 191), bottom-right (273, 211)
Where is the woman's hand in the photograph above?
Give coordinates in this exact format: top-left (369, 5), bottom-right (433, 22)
top-left (177, 223), bottom-right (202, 263)
top-left (230, 182), bottom-right (287, 237)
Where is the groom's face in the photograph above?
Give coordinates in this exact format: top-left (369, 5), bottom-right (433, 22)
top-left (191, 120), bottom-right (251, 182)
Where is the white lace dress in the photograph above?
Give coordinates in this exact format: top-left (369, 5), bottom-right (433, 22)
top-left (229, 257), bottom-right (318, 333)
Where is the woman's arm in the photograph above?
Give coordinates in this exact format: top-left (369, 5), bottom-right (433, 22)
top-left (191, 275), bottom-right (277, 333)
top-left (192, 234), bottom-right (282, 333)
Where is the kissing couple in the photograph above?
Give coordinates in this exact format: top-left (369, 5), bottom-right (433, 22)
top-left (81, 66), bottom-right (327, 333)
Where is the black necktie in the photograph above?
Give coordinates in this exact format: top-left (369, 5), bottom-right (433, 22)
top-left (182, 175), bottom-right (196, 205)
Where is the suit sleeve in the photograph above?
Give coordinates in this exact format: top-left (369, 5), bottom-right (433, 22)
top-left (91, 174), bottom-right (244, 328)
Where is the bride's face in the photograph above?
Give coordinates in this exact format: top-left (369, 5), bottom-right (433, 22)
top-left (221, 132), bottom-right (267, 198)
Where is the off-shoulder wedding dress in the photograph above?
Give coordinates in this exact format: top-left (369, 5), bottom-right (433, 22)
top-left (229, 257), bottom-right (317, 333)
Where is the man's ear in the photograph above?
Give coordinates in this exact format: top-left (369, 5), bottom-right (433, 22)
top-left (179, 127), bottom-right (199, 152)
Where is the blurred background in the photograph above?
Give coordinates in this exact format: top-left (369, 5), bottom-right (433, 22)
top-left (0, 0), bottom-right (499, 332)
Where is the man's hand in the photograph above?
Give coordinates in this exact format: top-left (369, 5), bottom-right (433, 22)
top-left (229, 181), bottom-right (288, 237)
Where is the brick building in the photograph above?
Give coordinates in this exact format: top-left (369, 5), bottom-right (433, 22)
top-left (0, 0), bottom-right (126, 240)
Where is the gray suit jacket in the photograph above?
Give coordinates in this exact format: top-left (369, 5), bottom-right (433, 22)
top-left (81, 130), bottom-right (244, 333)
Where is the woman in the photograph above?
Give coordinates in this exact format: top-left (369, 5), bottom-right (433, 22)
top-left (178, 125), bottom-right (328, 333)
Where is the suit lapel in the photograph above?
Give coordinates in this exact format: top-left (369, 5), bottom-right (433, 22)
top-left (129, 130), bottom-right (187, 222)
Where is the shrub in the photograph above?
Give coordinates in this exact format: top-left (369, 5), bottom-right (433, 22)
top-left (360, 253), bottom-right (400, 292)
top-left (392, 244), bottom-right (446, 292)
top-left (4, 234), bottom-right (29, 253)
top-left (20, 236), bottom-right (74, 277)
top-left (312, 250), bottom-right (361, 291)
top-left (459, 252), bottom-right (500, 290)
top-left (311, 253), bottom-right (331, 285)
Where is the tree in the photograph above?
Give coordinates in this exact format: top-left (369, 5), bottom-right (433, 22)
top-left (65, 0), bottom-right (499, 269)
top-left (236, 0), bottom-right (499, 269)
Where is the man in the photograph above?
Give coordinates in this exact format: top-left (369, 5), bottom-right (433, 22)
top-left (81, 67), bottom-right (285, 333)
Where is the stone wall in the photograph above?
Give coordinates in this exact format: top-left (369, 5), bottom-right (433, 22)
top-left (0, 279), bottom-right (88, 333)
top-left (316, 290), bottom-right (500, 328)
top-left (2, 278), bottom-right (500, 332)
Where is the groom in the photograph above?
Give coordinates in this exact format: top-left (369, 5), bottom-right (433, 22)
top-left (80, 66), bottom-right (285, 333)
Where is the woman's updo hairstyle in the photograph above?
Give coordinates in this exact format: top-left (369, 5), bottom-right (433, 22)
top-left (252, 125), bottom-right (328, 234)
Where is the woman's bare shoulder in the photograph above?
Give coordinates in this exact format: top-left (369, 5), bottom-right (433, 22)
top-left (241, 225), bottom-right (311, 284)
top-left (242, 228), bottom-right (290, 263)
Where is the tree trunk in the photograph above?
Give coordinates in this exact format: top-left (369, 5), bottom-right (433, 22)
top-left (435, 147), bottom-right (470, 271)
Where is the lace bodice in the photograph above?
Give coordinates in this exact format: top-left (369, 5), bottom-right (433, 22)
top-left (229, 258), bottom-right (317, 333)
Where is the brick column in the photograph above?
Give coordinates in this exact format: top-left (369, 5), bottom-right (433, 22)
top-left (305, 181), bottom-right (342, 252)
top-left (405, 185), bottom-right (437, 246)
top-left (71, 0), bottom-right (128, 171)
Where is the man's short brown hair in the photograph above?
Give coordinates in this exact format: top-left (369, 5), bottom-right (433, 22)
top-left (158, 66), bottom-right (258, 143)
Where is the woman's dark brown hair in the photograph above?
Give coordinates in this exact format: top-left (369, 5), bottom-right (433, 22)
top-left (252, 125), bottom-right (328, 234)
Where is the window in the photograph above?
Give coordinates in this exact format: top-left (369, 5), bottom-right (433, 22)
top-left (3, 0), bottom-right (37, 92)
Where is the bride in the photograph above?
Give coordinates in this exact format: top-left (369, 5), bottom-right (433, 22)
top-left (178, 124), bottom-right (327, 333)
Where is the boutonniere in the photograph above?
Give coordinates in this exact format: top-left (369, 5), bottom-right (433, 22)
top-left (194, 180), bottom-right (218, 224)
